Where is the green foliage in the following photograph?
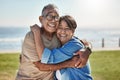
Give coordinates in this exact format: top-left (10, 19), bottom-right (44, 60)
top-left (0, 51), bottom-right (120, 80)
top-left (90, 50), bottom-right (120, 80)
top-left (0, 53), bottom-right (19, 80)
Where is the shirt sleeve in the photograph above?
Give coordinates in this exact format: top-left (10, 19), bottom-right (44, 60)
top-left (41, 38), bottom-right (84, 64)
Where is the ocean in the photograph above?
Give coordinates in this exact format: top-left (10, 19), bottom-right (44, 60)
top-left (0, 27), bottom-right (29, 52)
top-left (0, 27), bottom-right (120, 52)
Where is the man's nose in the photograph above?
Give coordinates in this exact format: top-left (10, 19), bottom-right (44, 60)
top-left (51, 18), bottom-right (56, 22)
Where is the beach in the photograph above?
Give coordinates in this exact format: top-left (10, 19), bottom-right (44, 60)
top-left (0, 47), bottom-right (120, 54)
top-left (0, 27), bottom-right (120, 53)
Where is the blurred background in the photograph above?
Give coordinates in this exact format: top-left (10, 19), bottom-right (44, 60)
top-left (0, 0), bottom-right (120, 52)
top-left (0, 0), bottom-right (120, 80)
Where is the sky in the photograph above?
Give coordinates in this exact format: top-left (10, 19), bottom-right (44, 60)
top-left (0, 0), bottom-right (120, 29)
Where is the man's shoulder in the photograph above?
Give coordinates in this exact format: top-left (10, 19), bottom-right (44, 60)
top-left (25, 31), bottom-right (34, 38)
top-left (26, 31), bottom-right (33, 35)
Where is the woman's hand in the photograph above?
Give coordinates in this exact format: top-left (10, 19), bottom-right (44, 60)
top-left (30, 24), bottom-right (41, 34)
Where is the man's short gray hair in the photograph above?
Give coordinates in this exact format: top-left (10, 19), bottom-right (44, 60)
top-left (41, 4), bottom-right (59, 16)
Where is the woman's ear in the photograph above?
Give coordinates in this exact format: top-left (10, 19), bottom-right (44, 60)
top-left (39, 16), bottom-right (43, 23)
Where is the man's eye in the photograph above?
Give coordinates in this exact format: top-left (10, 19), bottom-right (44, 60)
top-left (55, 16), bottom-right (59, 19)
top-left (47, 15), bottom-right (52, 19)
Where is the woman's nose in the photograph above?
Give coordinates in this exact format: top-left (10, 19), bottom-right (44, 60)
top-left (61, 29), bottom-right (66, 34)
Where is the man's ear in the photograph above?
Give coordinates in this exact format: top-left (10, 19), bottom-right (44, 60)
top-left (39, 16), bottom-right (43, 23)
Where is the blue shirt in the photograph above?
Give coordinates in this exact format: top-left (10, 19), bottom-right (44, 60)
top-left (41, 37), bottom-right (93, 80)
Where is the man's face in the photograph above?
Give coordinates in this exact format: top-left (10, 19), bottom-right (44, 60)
top-left (40, 8), bottom-right (59, 33)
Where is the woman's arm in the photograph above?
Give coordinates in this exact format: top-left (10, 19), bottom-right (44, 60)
top-left (31, 25), bottom-right (44, 59)
top-left (41, 38), bottom-right (83, 64)
top-left (30, 25), bottom-right (79, 71)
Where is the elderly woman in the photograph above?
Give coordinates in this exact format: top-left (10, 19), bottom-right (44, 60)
top-left (32, 15), bottom-right (92, 80)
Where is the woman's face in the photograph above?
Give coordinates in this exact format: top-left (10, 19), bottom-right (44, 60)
top-left (57, 20), bottom-right (73, 44)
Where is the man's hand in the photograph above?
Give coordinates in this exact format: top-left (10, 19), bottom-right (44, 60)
top-left (74, 51), bottom-right (90, 68)
top-left (65, 55), bottom-right (80, 68)
top-left (74, 39), bottom-right (92, 68)
top-left (33, 61), bottom-right (44, 70)
top-left (80, 39), bottom-right (92, 49)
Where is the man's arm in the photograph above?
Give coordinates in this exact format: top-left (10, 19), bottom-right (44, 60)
top-left (30, 25), bottom-right (91, 67)
top-left (34, 55), bottom-right (79, 71)
top-left (74, 39), bottom-right (92, 68)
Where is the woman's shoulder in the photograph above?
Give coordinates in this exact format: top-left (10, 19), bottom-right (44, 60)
top-left (70, 36), bottom-right (85, 46)
top-left (70, 36), bottom-right (80, 42)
